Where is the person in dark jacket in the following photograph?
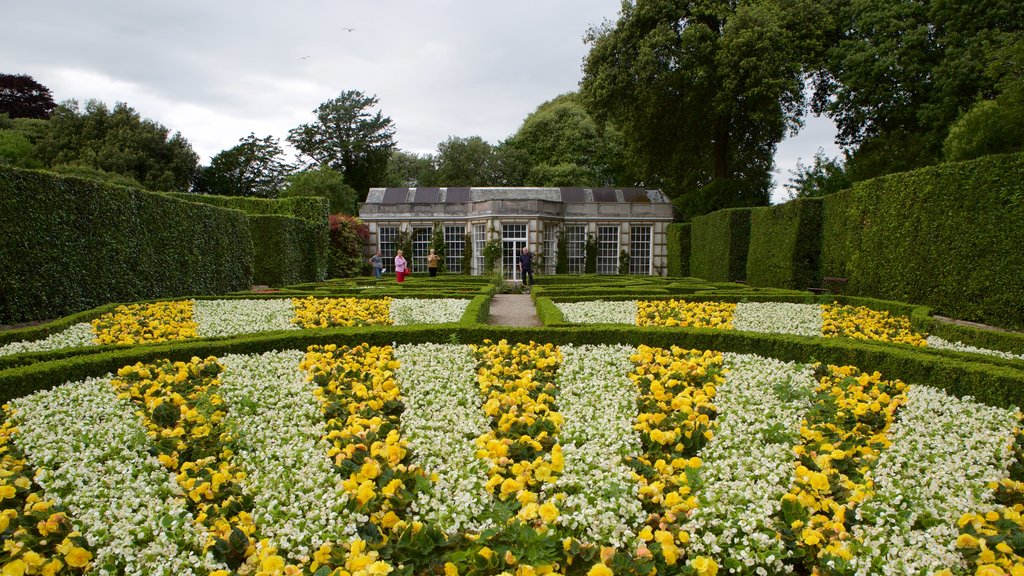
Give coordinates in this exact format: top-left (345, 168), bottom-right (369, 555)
top-left (519, 246), bottom-right (533, 288)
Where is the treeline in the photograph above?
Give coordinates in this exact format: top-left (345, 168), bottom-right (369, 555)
top-left (3, 0), bottom-right (1023, 221)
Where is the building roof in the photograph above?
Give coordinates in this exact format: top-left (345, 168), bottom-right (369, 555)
top-left (365, 187), bottom-right (671, 205)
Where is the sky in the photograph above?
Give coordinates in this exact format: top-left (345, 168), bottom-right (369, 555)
top-left (3, 0), bottom-right (841, 203)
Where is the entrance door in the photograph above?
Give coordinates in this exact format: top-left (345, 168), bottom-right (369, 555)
top-left (501, 224), bottom-right (528, 282)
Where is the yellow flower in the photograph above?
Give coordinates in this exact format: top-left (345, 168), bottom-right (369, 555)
top-left (2, 560), bottom-right (27, 576)
top-left (479, 547), bottom-right (495, 561)
top-left (261, 555), bottom-right (286, 572)
top-left (691, 556), bottom-right (718, 576)
top-left (976, 565), bottom-right (1008, 576)
top-left (444, 562), bottom-right (459, 576)
top-left (65, 547), bottom-right (92, 568)
top-left (538, 502), bottom-right (559, 524)
top-left (586, 563), bottom-right (613, 576)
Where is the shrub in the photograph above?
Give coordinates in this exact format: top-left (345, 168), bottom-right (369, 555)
top-left (328, 214), bottom-right (370, 278)
top-left (0, 167), bottom-right (253, 324)
top-left (747, 198), bottom-right (823, 289)
top-left (666, 223), bottom-right (691, 277)
top-left (690, 208), bottom-right (752, 282)
top-left (821, 152), bottom-right (1024, 330)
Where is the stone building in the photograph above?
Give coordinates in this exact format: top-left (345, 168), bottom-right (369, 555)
top-left (358, 187), bottom-right (675, 280)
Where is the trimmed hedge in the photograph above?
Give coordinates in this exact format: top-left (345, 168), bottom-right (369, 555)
top-left (0, 168), bottom-right (253, 324)
top-left (747, 198), bottom-right (823, 289)
top-left (689, 208), bottom-right (751, 282)
top-left (822, 152), bottom-right (1024, 330)
top-left (168, 192), bottom-right (330, 285)
top-left (3, 326), bottom-right (1023, 410)
top-left (666, 223), bottom-right (691, 277)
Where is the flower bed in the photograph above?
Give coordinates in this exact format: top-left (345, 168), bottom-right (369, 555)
top-left (0, 298), bottom-right (472, 358)
top-left (3, 340), bottom-right (1020, 575)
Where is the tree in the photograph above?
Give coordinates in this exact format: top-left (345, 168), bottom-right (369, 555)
top-left (0, 130), bottom-right (37, 168)
top-left (196, 133), bottom-right (291, 197)
top-left (811, 0), bottom-right (1024, 178)
top-left (581, 0), bottom-right (828, 218)
top-left (0, 74), bottom-right (56, 119)
top-left (328, 214), bottom-right (370, 278)
top-left (280, 165), bottom-right (359, 215)
top-left (784, 150), bottom-right (852, 199)
top-left (384, 149), bottom-right (436, 187)
top-left (507, 93), bottom-right (635, 186)
top-left (35, 99), bottom-right (199, 191)
top-left (432, 136), bottom-right (497, 185)
top-left (287, 90), bottom-right (396, 200)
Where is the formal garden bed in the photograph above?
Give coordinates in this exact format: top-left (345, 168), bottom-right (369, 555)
top-left (2, 276), bottom-right (1024, 575)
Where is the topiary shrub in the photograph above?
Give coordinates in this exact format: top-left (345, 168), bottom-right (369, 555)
top-left (690, 208), bottom-right (751, 282)
top-left (667, 223), bottom-right (691, 277)
top-left (747, 198), bottom-right (823, 289)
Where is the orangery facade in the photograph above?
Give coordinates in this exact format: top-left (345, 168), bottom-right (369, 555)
top-left (358, 187), bottom-right (675, 281)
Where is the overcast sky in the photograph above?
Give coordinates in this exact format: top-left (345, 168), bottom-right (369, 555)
top-left (3, 0), bottom-right (841, 203)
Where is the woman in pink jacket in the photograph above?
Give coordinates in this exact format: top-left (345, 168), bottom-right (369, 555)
top-left (394, 249), bottom-right (408, 283)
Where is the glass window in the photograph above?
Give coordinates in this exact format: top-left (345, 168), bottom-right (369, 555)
top-left (629, 225), bottom-right (652, 275)
top-left (444, 225), bottom-right (465, 273)
top-left (473, 224), bottom-right (487, 275)
top-left (543, 224), bottom-right (557, 275)
top-left (378, 226), bottom-right (398, 267)
top-left (412, 226), bottom-right (432, 273)
top-left (597, 225), bottom-right (619, 274)
top-left (567, 225), bottom-right (587, 274)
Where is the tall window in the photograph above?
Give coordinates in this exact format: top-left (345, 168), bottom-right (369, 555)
top-left (412, 226), bottom-right (432, 273)
top-left (378, 226), bottom-right (398, 268)
top-left (543, 224), bottom-right (557, 274)
top-left (567, 225), bottom-right (587, 274)
top-left (473, 224), bottom-right (487, 275)
top-left (629, 225), bottom-right (652, 275)
top-left (597, 226), bottom-right (619, 274)
top-left (444, 225), bottom-right (465, 273)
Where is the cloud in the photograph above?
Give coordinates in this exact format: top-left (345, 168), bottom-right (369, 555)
top-left (3, 0), bottom-right (838, 191)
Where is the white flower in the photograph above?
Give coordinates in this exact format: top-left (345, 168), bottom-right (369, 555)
top-left (218, 351), bottom-right (356, 560)
top-left (847, 385), bottom-right (1017, 576)
top-left (0, 322), bottom-right (96, 357)
top-left (11, 377), bottom-right (219, 575)
top-left (683, 353), bottom-right (817, 574)
top-left (926, 335), bottom-right (1024, 362)
top-left (732, 302), bottom-right (823, 337)
top-left (390, 298), bottom-right (470, 325)
top-left (394, 343), bottom-right (495, 533)
top-left (193, 299), bottom-right (298, 337)
top-left (554, 344), bottom-right (645, 546)
top-left (556, 301), bottom-right (638, 324)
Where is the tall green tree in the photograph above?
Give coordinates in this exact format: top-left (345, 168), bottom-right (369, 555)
top-left (195, 133), bottom-right (291, 197)
top-left (581, 0), bottom-right (828, 219)
top-left (35, 99), bottom-right (198, 191)
top-left (287, 90), bottom-right (395, 200)
top-left (384, 149), bottom-right (436, 187)
top-left (507, 93), bottom-right (635, 186)
top-left (432, 136), bottom-right (496, 185)
top-left (0, 74), bottom-right (56, 119)
top-left (279, 165), bottom-right (358, 215)
top-left (812, 0), bottom-right (1024, 178)
top-left (783, 150), bottom-right (852, 199)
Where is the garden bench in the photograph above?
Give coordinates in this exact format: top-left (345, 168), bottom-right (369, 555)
top-left (808, 276), bottom-right (848, 295)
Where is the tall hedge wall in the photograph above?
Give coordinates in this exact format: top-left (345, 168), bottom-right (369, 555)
top-left (167, 193), bottom-right (330, 284)
top-left (0, 167), bottom-right (253, 324)
top-left (689, 208), bottom-right (751, 282)
top-left (666, 223), bottom-right (691, 277)
top-left (822, 152), bottom-right (1024, 330)
top-left (747, 198), bottom-right (823, 289)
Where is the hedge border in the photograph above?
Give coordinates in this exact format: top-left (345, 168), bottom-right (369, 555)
top-left (3, 326), bottom-right (1022, 410)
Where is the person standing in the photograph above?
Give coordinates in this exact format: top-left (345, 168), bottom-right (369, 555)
top-left (427, 248), bottom-right (440, 277)
top-left (369, 249), bottom-right (383, 280)
top-left (394, 250), bottom-right (408, 283)
top-left (519, 245), bottom-right (534, 289)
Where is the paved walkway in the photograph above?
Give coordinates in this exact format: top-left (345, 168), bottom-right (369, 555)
top-left (487, 294), bottom-right (542, 327)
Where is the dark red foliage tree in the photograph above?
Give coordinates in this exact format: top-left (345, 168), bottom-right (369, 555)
top-left (0, 74), bottom-right (56, 119)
